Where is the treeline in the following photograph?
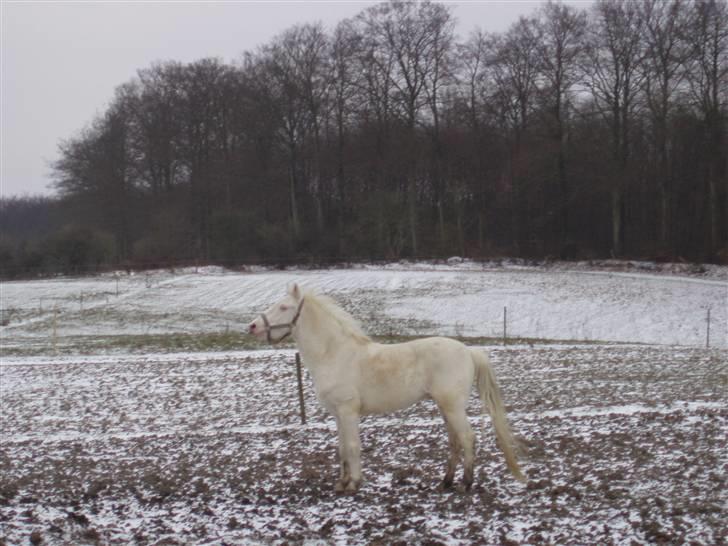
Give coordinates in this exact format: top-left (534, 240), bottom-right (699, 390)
top-left (3, 0), bottom-right (727, 277)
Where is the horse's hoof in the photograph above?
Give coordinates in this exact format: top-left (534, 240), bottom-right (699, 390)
top-left (344, 480), bottom-right (360, 494)
top-left (442, 476), bottom-right (454, 490)
top-left (334, 480), bottom-right (348, 493)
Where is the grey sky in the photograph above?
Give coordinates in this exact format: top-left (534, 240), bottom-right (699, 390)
top-left (1, 1), bottom-right (581, 198)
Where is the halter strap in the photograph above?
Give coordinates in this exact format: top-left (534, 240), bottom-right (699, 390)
top-left (260, 298), bottom-right (305, 343)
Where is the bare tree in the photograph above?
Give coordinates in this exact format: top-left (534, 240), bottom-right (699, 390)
top-left (457, 29), bottom-right (502, 252)
top-left (351, 9), bottom-right (402, 256)
top-left (256, 24), bottom-right (333, 241)
top-left (458, 29), bottom-right (492, 133)
top-left (684, 0), bottom-right (728, 256)
top-left (292, 23), bottom-right (331, 233)
top-left (53, 89), bottom-right (136, 261)
top-left (490, 16), bottom-right (542, 253)
top-left (421, 3), bottom-right (456, 247)
top-left (585, 0), bottom-right (646, 257)
top-left (536, 1), bottom-right (588, 250)
top-left (357, 0), bottom-right (455, 255)
top-left (260, 30), bottom-right (310, 239)
top-left (133, 62), bottom-right (187, 197)
top-left (330, 19), bottom-right (363, 252)
top-left (180, 58), bottom-right (229, 259)
top-left (638, 0), bottom-right (690, 253)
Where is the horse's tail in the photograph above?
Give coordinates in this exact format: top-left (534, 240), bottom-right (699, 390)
top-left (471, 349), bottom-right (526, 483)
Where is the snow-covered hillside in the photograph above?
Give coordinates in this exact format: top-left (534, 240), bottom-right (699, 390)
top-left (1, 261), bottom-right (726, 349)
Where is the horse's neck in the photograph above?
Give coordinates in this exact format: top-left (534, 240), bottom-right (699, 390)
top-left (293, 305), bottom-right (352, 370)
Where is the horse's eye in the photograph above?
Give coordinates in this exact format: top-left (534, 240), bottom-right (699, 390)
top-left (280, 304), bottom-right (289, 311)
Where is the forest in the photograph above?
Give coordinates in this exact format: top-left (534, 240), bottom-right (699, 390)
top-left (1, 0), bottom-right (727, 277)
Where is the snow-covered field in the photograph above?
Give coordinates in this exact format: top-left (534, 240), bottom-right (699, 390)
top-left (1, 261), bottom-right (727, 544)
top-left (1, 260), bottom-right (726, 350)
top-left (1, 345), bottom-right (726, 544)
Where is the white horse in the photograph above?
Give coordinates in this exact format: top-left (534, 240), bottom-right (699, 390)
top-left (248, 283), bottom-right (525, 493)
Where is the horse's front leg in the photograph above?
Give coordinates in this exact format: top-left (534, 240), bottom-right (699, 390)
top-left (335, 417), bottom-right (350, 491)
top-left (334, 408), bottom-right (362, 494)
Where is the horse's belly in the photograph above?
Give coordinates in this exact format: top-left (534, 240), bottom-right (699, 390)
top-left (359, 380), bottom-right (426, 415)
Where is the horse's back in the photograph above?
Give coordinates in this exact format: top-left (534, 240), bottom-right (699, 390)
top-left (357, 336), bottom-right (475, 414)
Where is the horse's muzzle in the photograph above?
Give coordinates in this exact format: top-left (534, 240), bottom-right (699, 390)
top-left (248, 320), bottom-right (263, 337)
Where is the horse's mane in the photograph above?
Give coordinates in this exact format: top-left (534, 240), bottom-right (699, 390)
top-left (303, 290), bottom-right (371, 345)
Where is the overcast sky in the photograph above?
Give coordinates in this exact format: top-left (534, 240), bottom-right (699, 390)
top-left (1, 1), bottom-right (585, 198)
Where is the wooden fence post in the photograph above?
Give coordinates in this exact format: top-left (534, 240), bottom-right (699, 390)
top-left (503, 306), bottom-right (507, 346)
top-left (706, 308), bottom-right (711, 348)
top-left (295, 352), bottom-right (306, 425)
top-left (52, 307), bottom-right (58, 354)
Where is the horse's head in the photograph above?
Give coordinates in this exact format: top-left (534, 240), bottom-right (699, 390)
top-left (248, 283), bottom-right (305, 343)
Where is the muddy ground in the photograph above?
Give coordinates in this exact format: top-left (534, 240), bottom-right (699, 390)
top-left (1, 344), bottom-right (726, 545)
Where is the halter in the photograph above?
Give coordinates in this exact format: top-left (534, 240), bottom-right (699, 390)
top-left (259, 298), bottom-right (305, 343)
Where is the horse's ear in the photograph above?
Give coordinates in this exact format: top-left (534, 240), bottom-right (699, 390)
top-left (289, 282), bottom-right (302, 300)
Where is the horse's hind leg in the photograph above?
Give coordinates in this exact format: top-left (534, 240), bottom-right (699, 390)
top-left (441, 417), bottom-right (460, 489)
top-left (443, 407), bottom-right (475, 490)
top-left (336, 437), bottom-right (350, 491)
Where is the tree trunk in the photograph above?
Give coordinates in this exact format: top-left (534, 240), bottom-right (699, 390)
top-left (408, 180), bottom-right (418, 256)
top-left (457, 204), bottom-right (465, 256)
top-left (611, 187), bottom-right (623, 257)
top-left (289, 147), bottom-right (300, 239)
top-left (557, 144), bottom-right (569, 247)
top-left (510, 133), bottom-right (522, 255)
top-left (337, 113), bottom-right (346, 256)
top-left (478, 211), bottom-right (485, 254)
top-left (708, 162), bottom-right (718, 256)
top-left (437, 200), bottom-right (446, 247)
top-left (289, 169), bottom-right (300, 239)
top-left (659, 176), bottom-right (670, 253)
